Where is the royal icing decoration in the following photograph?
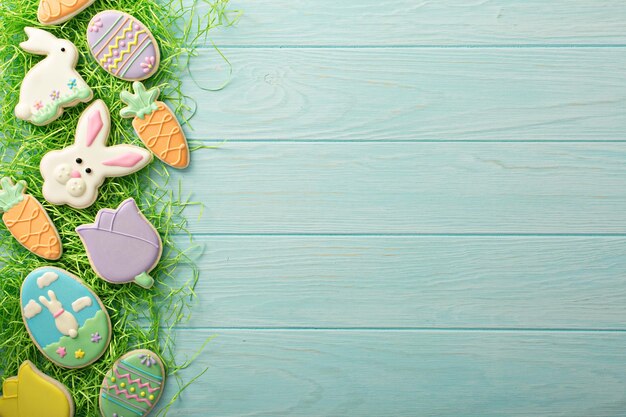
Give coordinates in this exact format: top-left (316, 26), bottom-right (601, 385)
top-left (87, 11), bottom-right (161, 81)
top-left (20, 267), bottom-right (111, 368)
top-left (121, 82), bottom-right (190, 168)
top-left (0, 178), bottom-right (62, 260)
top-left (99, 350), bottom-right (165, 417)
top-left (15, 28), bottom-right (92, 126)
top-left (0, 361), bottom-right (75, 417)
top-left (38, 0), bottom-right (96, 25)
top-left (77, 198), bottom-right (162, 289)
top-left (40, 100), bottom-right (152, 209)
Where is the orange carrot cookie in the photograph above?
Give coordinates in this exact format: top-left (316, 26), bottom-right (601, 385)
top-left (38, 0), bottom-right (96, 26)
top-left (0, 177), bottom-right (62, 260)
top-left (120, 82), bottom-right (190, 169)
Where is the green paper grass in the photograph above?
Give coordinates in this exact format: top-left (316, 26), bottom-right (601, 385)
top-left (0, 0), bottom-right (240, 415)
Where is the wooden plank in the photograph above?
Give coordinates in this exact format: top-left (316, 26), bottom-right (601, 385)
top-left (163, 329), bottom-right (626, 416)
top-left (182, 48), bottom-right (626, 141)
top-left (172, 142), bottom-right (626, 234)
top-left (176, 235), bottom-right (626, 329)
top-left (201, 0), bottom-right (626, 46)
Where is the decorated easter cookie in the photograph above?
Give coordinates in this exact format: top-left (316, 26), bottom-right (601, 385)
top-left (87, 11), bottom-right (161, 81)
top-left (77, 198), bottom-right (162, 289)
top-left (121, 82), bottom-right (190, 168)
top-left (38, 0), bottom-right (96, 25)
top-left (0, 361), bottom-right (74, 417)
top-left (0, 177), bottom-right (62, 260)
top-left (15, 28), bottom-right (92, 126)
top-left (40, 99), bottom-right (152, 209)
top-left (100, 350), bottom-right (165, 417)
top-left (20, 267), bottom-right (112, 368)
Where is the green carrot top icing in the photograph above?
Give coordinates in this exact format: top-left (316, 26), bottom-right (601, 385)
top-left (120, 81), bottom-right (160, 120)
top-left (0, 177), bottom-right (26, 212)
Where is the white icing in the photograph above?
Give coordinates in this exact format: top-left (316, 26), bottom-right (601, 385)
top-left (39, 290), bottom-right (79, 338)
top-left (15, 27), bottom-right (93, 126)
top-left (40, 100), bottom-right (152, 209)
top-left (37, 271), bottom-right (59, 288)
top-left (23, 299), bottom-right (43, 319)
top-left (72, 296), bottom-right (92, 312)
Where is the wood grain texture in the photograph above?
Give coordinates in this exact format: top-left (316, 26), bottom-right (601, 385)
top-left (163, 330), bottom-right (626, 417)
top-left (183, 48), bottom-right (626, 141)
top-left (203, 0), bottom-right (626, 46)
top-left (176, 236), bottom-right (626, 329)
top-left (174, 142), bottom-right (626, 234)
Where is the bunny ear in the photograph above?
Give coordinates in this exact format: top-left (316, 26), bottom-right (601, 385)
top-left (20, 27), bottom-right (58, 55)
top-left (48, 290), bottom-right (57, 301)
top-left (75, 100), bottom-right (110, 148)
top-left (99, 145), bottom-right (152, 177)
top-left (38, 295), bottom-right (50, 307)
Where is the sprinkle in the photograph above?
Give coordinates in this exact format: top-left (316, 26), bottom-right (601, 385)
top-left (56, 347), bottom-right (67, 358)
top-left (74, 349), bottom-right (85, 359)
top-left (91, 332), bottom-right (102, 343)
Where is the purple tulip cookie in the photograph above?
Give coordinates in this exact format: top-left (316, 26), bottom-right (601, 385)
top-left (86, 10), bottom-right (160, 81)
top-left (76, 198), bottom-right (162, 289)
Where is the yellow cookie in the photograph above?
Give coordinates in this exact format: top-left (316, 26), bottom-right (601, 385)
top-left (0, 361), bottom-right (74, 417)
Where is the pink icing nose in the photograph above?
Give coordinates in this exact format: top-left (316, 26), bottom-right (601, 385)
top-left (71, 170), bottom-right (81, 178)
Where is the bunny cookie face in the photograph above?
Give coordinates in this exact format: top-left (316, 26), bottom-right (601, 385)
top-left (40, 100), bottom-right (152, 209)
top-left (16, 28), bottom-right (92, 126)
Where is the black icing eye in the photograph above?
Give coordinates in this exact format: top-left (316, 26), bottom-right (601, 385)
top-left (61, 47), bottom-right (66, 52)
top-left (75, 158), bottom-right (82, 164)
top-left (85, 168), bottom-right (92, 174)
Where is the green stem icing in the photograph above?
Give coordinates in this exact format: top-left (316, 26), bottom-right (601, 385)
top-left (31, 87), bottom-right (92, 125)
top-left (120, 81), bottom-right (160, 120)
top-left (0, 177), bottom-right (26, 212)
top-left (134, 272), bottom-right (154, 289)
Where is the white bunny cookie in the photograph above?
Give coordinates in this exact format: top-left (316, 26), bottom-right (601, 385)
top-left (40, 100), bottom-right (152, 209)
top-left (16, 27), bottom-right (93, 126)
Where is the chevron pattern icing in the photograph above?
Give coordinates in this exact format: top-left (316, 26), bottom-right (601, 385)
top-left (99, 21), bottom-right (135, 65)
top-left (113, 368), bottom-right (160, 393)
top-left (109, 30), bottom-right (147, 70)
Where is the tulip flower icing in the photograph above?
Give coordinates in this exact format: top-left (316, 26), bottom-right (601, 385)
top-left (76, 198), bottom-right (162, 288)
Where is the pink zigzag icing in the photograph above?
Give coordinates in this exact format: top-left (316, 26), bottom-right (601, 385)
top-left (114, 368), bottom-right (160, 393)
top-left (105, 384), bottom-right (153, 406)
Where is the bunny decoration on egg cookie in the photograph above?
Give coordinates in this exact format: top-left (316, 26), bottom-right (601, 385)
top-left (15, 28), bottom-right (92, 126)
top-left (40, 100), bottom-right (152, 209)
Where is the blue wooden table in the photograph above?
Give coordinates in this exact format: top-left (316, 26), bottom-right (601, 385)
top-left (165, 1), bottom-right (626, 415)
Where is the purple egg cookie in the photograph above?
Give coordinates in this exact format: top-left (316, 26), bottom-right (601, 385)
top-left (86, 10), bottom-right (160, 81)
top-left (76, 198), bottom-right (162, 289)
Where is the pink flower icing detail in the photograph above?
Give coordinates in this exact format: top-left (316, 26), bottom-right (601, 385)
top-left (34, 101), bottom-right (44, 110)
top-left (140, 56), bottom-right (155, 73)
top-left (89, 17), bottom-right (103, 33)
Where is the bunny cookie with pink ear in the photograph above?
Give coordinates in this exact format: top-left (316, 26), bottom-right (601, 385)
top-left (40, 100), bottom-right (152, 209)
top-left (16, 27), bottom-right (92, 126)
